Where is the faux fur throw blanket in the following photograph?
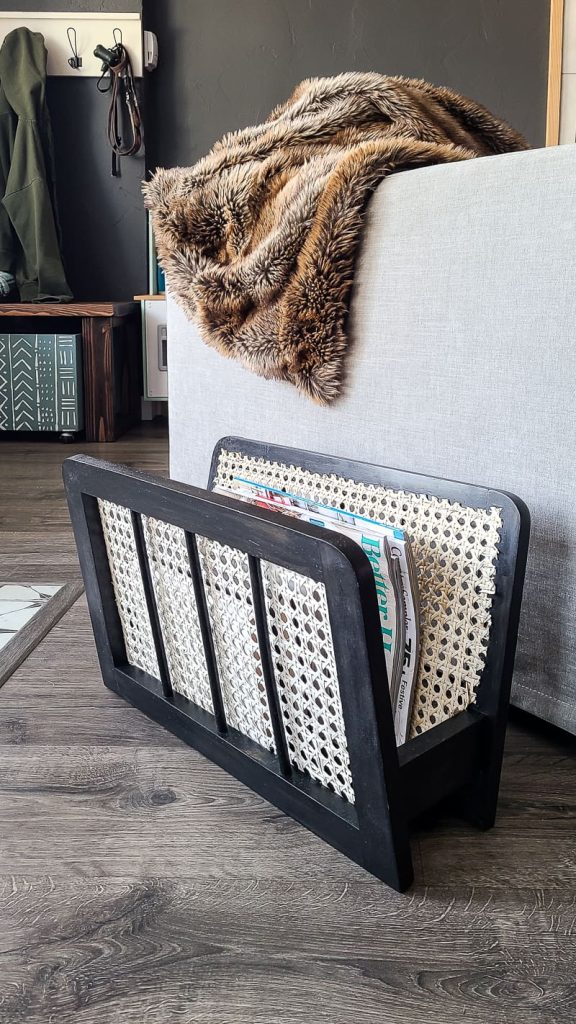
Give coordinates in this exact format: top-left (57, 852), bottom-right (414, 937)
top-left (144, 73), bottom-right (528, 403)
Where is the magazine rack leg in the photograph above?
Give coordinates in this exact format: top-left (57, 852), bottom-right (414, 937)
top-left (457, 726), bottom-right (508, 831)
top-left (457, 520), bottom-right (528, 833)
top-left (456, 766), bottom-right (499, 831)
top-left (363, 823), bottom-right (414, 891)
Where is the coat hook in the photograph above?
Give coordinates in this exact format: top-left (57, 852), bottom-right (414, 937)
top-left (67, 27), bottom-right (82, 69)
top-left (113, 27), bottom-right (123, 48)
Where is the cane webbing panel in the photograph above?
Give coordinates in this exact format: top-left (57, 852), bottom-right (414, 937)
top-left (98, 499), bottom-right (160, 679)
top-left (214, 449), bottom-right (503, 738)
top-left (98, 500), bottom-right (354, 801)
top-left (142, 516), bottom-right (214, 714)
top-left (197, 538), bottom-right (276, 752)
top-left (98, 498), bottom-right (274, 749)
top-left (261, 562), bottom-right (354, 802)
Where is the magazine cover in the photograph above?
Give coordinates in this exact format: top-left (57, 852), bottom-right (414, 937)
top-left (216, 477), bottom-right (420, 744)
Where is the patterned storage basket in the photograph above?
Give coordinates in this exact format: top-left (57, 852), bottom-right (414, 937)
top-left (0, 333), bottom-right (83, 432)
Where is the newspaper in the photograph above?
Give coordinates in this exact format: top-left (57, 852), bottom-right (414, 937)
top-left (215, 477), bottom-right (420, 745)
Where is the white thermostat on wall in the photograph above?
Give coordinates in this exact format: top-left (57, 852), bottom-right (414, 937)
top-left (157, 323), bottom-right (167, 371)
top-left (143, 30), bottom-right (158, 71)
top-left (143, 299), bottom-right (167, 400)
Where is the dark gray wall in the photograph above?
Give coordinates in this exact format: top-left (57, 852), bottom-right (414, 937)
top-left (0, 0), bottom-right (146, 300)
top-left (143, 0), bottom-right (550, 172)
top-left (47, 80), bottom-right (146, 301)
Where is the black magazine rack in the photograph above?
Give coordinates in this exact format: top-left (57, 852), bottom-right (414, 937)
top-left (63, 438), bottom-right (529, 891)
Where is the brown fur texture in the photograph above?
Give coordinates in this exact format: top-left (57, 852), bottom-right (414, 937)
top-left (143, 73), bottom-right (528, 403)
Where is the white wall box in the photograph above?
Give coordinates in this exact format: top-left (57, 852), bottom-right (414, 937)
top-left (142, 299), bottom-right (168, 401)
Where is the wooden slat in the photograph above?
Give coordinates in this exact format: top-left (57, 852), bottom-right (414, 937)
top-left (81, 312), bottom-right (142, 441)
top-left (0, 302), bottom-right (137, 318)
top-left (546, 0), bottom-right (565, 146)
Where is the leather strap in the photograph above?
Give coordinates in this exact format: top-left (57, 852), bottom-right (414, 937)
top-left (99, 45), bottom-right (142, 170)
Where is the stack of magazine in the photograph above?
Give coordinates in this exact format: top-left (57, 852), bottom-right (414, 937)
top-left (215, 475), bottom-right (420, 745)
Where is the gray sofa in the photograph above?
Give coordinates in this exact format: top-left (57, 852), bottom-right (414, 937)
top-left (168, 143), bottom-right (576, 735)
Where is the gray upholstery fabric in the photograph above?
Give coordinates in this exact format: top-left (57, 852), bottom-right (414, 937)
top-left (168, 144), bottom-right (576, 734)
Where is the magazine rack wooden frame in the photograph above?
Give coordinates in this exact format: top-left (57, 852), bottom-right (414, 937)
top-left (63, 440), bottom-right (529, 891)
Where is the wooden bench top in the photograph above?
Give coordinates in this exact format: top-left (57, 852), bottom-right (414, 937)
top-left (0, 302), bottom-right (137, 318)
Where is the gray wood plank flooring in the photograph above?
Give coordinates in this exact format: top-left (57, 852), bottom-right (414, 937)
top-left (0, 425), bottom-right (574, 1023)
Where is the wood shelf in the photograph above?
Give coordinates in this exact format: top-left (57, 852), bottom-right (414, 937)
top-left (0, 302), bottom-right (137, 318)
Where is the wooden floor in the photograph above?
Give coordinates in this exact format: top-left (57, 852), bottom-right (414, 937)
top-left (0, 425), bottom-right (575, 1024)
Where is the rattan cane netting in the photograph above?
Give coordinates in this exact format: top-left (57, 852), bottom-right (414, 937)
top-left (214, 449), bottom-right (502, 740)
top-left (98, 450), bottom-right (501, 804)
top-left (98, 499), bottom-right (160, 679)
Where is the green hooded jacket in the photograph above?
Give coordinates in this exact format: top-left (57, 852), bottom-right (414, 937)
top-left (0, 27), bottom-right (72, 301)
